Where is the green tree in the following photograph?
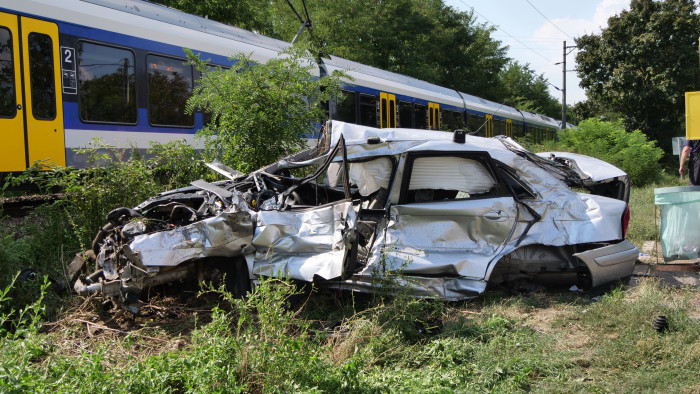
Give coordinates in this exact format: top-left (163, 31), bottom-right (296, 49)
top-left (571, 99), bottom-right (622, 124)
top-left (186, 46), bottom-right (346, 173)
top-left (273, 0), bottom-right (509, 101)
top-left (575, 0), bottom-right (700, 151)
top-left (499, 61), bottom-right (561, 118)
top-left (150, 0), bottom-right (278, 37)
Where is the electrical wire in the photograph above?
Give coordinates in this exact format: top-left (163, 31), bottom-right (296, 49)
top-left (524, 0), bottom-right (573, 39)
top-left (456, 0), bottom-right (553, 64)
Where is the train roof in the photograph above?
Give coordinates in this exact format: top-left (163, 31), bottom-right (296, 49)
top-left (8, 0), bottom-right (568, 130)
top-left (322, 56), bottom-right (543, 125)
top-left (80, 0), bottom-right (291, 53)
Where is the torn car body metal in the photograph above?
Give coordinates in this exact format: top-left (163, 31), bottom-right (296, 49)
top-left (75, 121), bottom-right (638, 306)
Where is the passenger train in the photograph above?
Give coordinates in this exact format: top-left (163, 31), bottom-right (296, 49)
top-left (0, 0), bottom-right (567, 172)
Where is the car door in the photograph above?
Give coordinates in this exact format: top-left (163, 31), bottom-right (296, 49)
top-left (382, 151), bottom-right (518, 279)
top-left (0, 12), bottom-right (65, 171)
top-left (251, 200), bottom-right (358, 281)
top-left (250, 136), bottom-right (361, 282)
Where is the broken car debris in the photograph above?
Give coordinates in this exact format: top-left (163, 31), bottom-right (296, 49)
top-left (74, 121), bottom-right (639, 310)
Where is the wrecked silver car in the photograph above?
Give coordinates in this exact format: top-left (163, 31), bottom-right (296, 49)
top-left (74, 121), bottom-right (638, 308)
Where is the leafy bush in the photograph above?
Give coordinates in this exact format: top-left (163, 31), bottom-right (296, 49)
top-left (559, 119), bottom-right (664, 186)
top-left (147, 139), bottom-right (213, 191)
top-left (3, 140), bottom-right (214, 251)
top-left (186, 44), bottom-right (347, 173)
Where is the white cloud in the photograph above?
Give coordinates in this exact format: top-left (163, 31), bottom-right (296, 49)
top-left (593, 0), bottom-right (630, 30)
top-left (533, 0), bottom-right (629, 42)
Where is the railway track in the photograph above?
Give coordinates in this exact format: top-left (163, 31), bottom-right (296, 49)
top-left (0, 194), bottom-right (64, 217)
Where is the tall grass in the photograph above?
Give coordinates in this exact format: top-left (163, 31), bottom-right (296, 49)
top-left (0, 275), bottom-right (697, 392)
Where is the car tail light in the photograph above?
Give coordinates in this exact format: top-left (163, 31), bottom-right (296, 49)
top-left (621, 205), bottom-right (631, 238)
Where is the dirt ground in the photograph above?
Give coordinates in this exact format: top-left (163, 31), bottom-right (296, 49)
top-left (632, 240), bottom-right (699, 289)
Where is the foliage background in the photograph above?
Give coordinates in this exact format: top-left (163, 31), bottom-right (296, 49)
top-left (186, 46), bottom-right (346, 172)
top-left (152, 0), bottom-right (700, 160)
top-left (575, 0), bottom-right (700, 151)
top-left (558, 119), bottom-right (664, 186)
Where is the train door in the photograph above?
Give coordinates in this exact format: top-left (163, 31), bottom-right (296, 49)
top-left (428, 102), bottom-right (440, 130)
top-left (0, 12), bottom-right (64, 172)
top-left (506, 119), bottom-right (512, 138)
top-left (379, 92), bottom-right (396, 128)
top-left (485, 114), bottom-right (493, 137)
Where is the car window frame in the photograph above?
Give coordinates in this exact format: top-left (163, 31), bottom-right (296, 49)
top-left (397, 150), bottom-right (512, 205)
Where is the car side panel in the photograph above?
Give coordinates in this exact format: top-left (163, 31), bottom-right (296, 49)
top-left (370, 197), bottom-right (518, 279)
top-left (251, 200), bottom-right (357, 281)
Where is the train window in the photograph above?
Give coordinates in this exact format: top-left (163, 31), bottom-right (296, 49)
top-left (428, 107), bottom-right (433, 129)
top-left (468, 114), bottom-right (484, 134)
top-left (513, 123), bottom-right (523, 138)
top-left (534, 128), bottom-right (542, 142)
top-left (415, 104), bottom-right (427, 129)
top-left (389, 99), bottom-right (395, 128)
top-left (0, 28), bottom-right (15, 118)
top-left (334, 91), bottom-right (356, 123)
top-left (453, 112), bottom-right (464, 129)
top-left (380, 97), bottom-right (387, 128)
top-left (147, 54), bottom-right (194, 127)
top-left (398, 101), bottom-right (412, 128)
top-left (28, 33), bottom-right (56, 120)
top-left (494, 119), bottom-right (505, 136)
top-left (77, 42), bottom-right (136, 124)
top-left (359, 94), bottom-right (376, 127)
top-left (441, 110), bottom-right (452, 131)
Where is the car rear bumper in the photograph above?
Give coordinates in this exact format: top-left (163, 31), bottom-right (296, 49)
top-left (573, 239), bottom-right (639, 287)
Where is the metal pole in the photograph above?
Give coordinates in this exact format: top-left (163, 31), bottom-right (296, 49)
top-left (562, 40), bottom-right (567, 129)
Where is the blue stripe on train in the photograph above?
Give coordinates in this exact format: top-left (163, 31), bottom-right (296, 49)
top-left (63, 102), bottom-right (199, 134)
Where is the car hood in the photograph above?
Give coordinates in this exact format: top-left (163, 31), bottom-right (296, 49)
top-left (536, 152), bottom-right (630, 202)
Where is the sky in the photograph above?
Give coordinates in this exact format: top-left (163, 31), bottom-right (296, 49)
top-left (443, 0), bottom-right (632, 105)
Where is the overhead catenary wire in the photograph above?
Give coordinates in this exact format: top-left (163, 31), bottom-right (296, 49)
top-left (524, 0), bottom-right (573, 40)
top-left (456, 0), bottom-right (553, 64)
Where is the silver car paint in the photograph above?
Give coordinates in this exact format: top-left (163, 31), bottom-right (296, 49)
top-left (77, 121), bottom-right (638, 301)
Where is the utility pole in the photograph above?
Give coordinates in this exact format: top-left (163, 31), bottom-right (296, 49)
top-left (562, 40), bottom-right (567, 129)
top-left (558, 41), bottom-right (577, 129)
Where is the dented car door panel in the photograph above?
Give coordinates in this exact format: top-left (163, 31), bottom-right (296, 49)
top-left (377, 152), bottom-right (518, 279)
top-left (381, 198), bottom-right (517, 278)
top-left (252, 200), bottom-right (358, 281)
